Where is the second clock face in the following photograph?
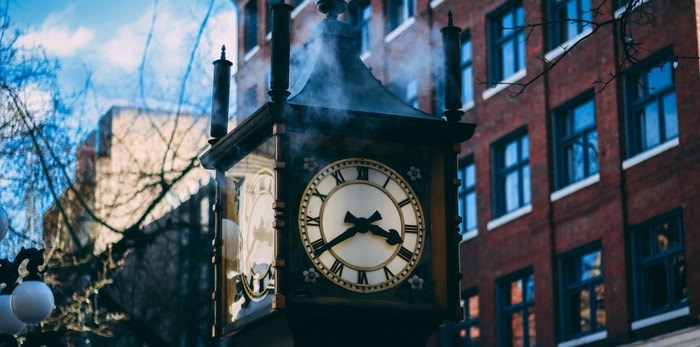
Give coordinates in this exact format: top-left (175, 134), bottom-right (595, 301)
top-left (298, 158), bottom-right (425, 293)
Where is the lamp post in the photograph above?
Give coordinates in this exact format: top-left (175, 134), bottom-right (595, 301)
top-left (0, 206), bottom-right (57, 346)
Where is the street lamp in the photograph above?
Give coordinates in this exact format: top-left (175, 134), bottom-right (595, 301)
top-left (0, 206), bottom-right (55, 343)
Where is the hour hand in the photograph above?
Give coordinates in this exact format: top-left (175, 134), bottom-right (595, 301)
top-left (368, 225), bottom-right (403, 245)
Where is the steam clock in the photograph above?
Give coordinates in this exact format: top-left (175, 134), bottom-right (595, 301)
top-left (199, 1), bottom-right (474, 345)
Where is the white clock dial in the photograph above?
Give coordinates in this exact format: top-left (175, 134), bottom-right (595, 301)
top-left (298, 158), bottom-right (425, 293)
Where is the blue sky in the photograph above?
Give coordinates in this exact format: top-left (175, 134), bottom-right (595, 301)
top-left (8, 0), bottom-right (238, 126)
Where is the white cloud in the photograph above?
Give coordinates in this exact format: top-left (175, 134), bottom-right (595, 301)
top-left (17, 7), bottom-right (95, 57)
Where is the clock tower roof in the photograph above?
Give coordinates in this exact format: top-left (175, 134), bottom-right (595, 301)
top-left (288, 19), bottom-right (435, 120)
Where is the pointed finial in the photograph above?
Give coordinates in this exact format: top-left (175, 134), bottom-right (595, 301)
top-left (220, 45), bottom-right (226, 60)
top-left (448, 11), bottom-right (454, 27)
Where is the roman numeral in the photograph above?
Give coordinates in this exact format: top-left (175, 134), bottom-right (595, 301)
top-left (356, 166), bottom-right (369, 180)
top-left (306, 215), bottom-right (320, 226)
top-left (405, 225), bottom-right (419, 233)
top-left (331, 259), bottom-right (344, 276)
top-left (382, 176), bottom-right (391, 188)
top-left (398, 247), bottom-right (413, 262)
top-left (398, 198), bottom-right (411, 208)
top-left (312, 188), bottom-right (327, 201)
top-left (311, 238), bottom-right (326, 253)
top-left (331, 170), bottom-right (345, 185)
top-left (357, 270), bottom-right (368, 284)
top-left (383, 266), bottom-right (395, 280)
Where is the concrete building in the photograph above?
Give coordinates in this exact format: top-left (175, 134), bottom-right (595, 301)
top-left (233, 0), bottom-right (700, 346)
top-left (43, 106), bottom-right (217, 345)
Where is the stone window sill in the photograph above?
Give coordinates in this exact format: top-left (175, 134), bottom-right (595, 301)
top-left (631, 306), bottom-right (689, 331)
top-left (487, 204), bottom-right (532, 231)
top-left (460, 229), bottom-right (478, 242)
top-left (244, 45), bottom-right (260, 62)
top-left (622, 138), bottom-right (679, 170)
top-left (551, 174), bottom-right (600, 202)
top-left (291, 0), bottom-right (311, 18)
top-left (482, 69), bottom-right (526, 100)
top-left (558, 331), bottom-right (607, 347)
top-left (544, 28), bottom-right (593, 62)
top-left (384, 17), bottom-right (415, 44)
top-left (615, 0), bottom-right (652, 18)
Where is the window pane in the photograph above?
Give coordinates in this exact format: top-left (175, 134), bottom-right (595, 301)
top-left (470, 326), bottom-right (480, 346)
top-left (655, 219), bottom-right (681, 252)
top-left (528, 307), bottom-right (536, 346)
top-left (596, 284), bottom-right (606, 328)
top-left (641, 104), bottom-right (661, 149)
top-left (510, 278), bottom-right (523, 304)
top-left (466, 192), bottom-right (477, 230)
top-left (522, 165), bottom-right (531, 205)
top-left (462, 39), bottom-right (472, 63)
top-left (581, 250), bottom-right (602, 280)
top-left (567, 291), bottom-right (582, 334)
top-left (587, 131), bottom-right (599, 175)
top-left (673, 255), bottom-right (687, 303)
top-left (458, 193), bottom-right (466, 231)
top-left (643, 262), bottom-right (669, 311)
top-left (566, 0), bottom-right (577, 40)
top-left (505, 172), bottom-right (520, 212)
top-left (582, 0), bottom-right (592, 23)
top-left (567, 142), bottom-right (585, 183)
top-left (468, 294), bottom-right (480, 318)
top-left (501, 12), bottom-right (514, 38)
top-left (466, 163), bottom-right (476, 187)
top-left (521, 135), bottom-right (529, 159)
top-left (510, 311), bottom-right (524, 347)
top-left (525, 274), bottom-right (535, 302)
top-left (501, 40), bottom-right (515, 78)
top-left (517, 32), bottom-right (526, 71)
top-left (462, 66), bottom-right (474, 103)
top-left (515, 6), bottom-right (525, 26)
top-left (663, 93), bottom-right (678, 140)
top-left (573, 100), bottom-right (595, 131)
top-left (638, 228), bottom-right (652, 258)
top-left (505, 140), bottom-right (518, 167)
top-left (579, 288), bottom-right (591, 332)
top-left (647, 61), bottom-right (673, 93)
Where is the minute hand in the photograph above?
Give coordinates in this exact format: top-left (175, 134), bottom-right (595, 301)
top-left (314, 225), bottom-right (359, 255)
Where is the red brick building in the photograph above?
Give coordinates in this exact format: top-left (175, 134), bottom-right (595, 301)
top-left (232, 0), bottom-right (700, 345)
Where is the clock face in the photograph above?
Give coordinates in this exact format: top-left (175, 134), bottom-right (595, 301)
top-left (298, 158), bottom-right (425, 293)
top-left (240, 168), bottom-right (275, 301)
top-left (221, 138), bottom-right (276, 324)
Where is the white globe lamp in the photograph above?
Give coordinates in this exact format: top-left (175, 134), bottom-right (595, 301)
top-left (0, 294), bottom-right (25, 334)
top-left (11, 280), bottom-right (54, 324)
top-left (0, 206), bottom-right (8, 242)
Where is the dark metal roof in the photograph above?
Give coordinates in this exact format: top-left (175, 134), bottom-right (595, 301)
top-left (288, 19), bottom-right (436, 120)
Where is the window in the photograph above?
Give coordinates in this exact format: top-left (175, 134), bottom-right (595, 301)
top-left (349, 0), bottom-right (372, 54)
top-left (493, 130), bottom-right (530, 218)
top-left (442, 291), bottom-right (480, 347)
top-left (548, 0), bottom-right (592, 49)
top-left (625, 54), bottom-right (678, 157)
top-left (386, 0), bottom-right (415, 33)
top-left (630, 211), bottom-right (687, 320)
top-left (553, 96), bottom-right (598, 189)
top-left (559, 245), bottom-right (606, 341)
top-left (498, 271), bottom-right (535, 347)
top-left (461, 33), bottom-right (474, 105)
top-left (488, 2), bottom-right (526, 84)
top-left (244, 0), bottom-right (258, 53)
top-left (458, 158), bottom-right (477, 238)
